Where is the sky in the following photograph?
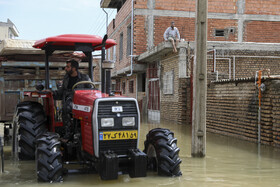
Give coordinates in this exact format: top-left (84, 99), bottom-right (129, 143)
top-left (0, 0), bottom-right (117, 40)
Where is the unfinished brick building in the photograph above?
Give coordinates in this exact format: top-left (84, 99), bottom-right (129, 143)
top-left (101, 0), bottom-right (280, 122)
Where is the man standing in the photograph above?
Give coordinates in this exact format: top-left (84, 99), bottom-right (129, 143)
top-left (53, 59), bottom-right (91, 140)
top-left (164, 21), bottom-right (181, 53)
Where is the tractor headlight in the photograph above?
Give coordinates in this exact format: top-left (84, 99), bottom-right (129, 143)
top-left (101, 118), bottom-right (114, 127)
top-left (122, 117), bottom-right (135, 126)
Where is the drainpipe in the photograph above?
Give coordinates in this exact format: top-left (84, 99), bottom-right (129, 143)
top-left (213, 46), bottom-right (216, 72)
top-left (229, 58), bottom-right (231, 80)
top-left (127, 0), bottom-right (134, 77)
top-left (102, 8), bottom-right (108, 35)
top-left (233, 56), bottom-right (236, 79)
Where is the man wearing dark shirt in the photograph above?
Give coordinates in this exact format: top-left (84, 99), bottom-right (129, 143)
top-left (53, 59), bottom-right (91, 140)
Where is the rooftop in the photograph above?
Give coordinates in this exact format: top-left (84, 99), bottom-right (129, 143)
top-left (0, 19), bottom-right (19, 38)
top-left (137, 41), bottom-right (280, 62)
top-left (100, 0), bottom-right (126, 10)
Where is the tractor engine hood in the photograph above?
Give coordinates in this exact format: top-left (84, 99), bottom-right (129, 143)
top-left (72, 90), bottom-right (107, 122)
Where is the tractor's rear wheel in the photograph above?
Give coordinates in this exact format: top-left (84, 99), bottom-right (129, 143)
top-left (36, 132), bottom-right (63, 183)
top-left (144, 128), bottom-right (182, 176)
top-left (12, 101), bottom-right (47, 160)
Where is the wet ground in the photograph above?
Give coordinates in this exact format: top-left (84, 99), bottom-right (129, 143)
top-left (1, 121), bottom-right (280, 187)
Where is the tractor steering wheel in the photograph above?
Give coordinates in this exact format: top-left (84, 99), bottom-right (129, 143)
top-left (72, 81), bottom-right (96, 90)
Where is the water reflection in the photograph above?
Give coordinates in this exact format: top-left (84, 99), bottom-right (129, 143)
top-left (1, 120), bottom-right (280, 186)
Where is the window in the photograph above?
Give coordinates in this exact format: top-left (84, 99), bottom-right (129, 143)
top-left (163, 71), bottom-right (174, 95)
top-left (122, 81), bottom-right (126, 94)
top-left (127, 25), bottom-right (131, 56)
top-left (129, 80), bottom-right (134, 93)
top-left (215, 29), bottom-right (225, 37)
top-left (119, 33), bottom-right (123, 61)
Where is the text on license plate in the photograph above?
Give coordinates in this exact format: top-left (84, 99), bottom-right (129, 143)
top-left (99, 130), bottom-right (138, 141)
top-left (112, 106), bottom-right (123, 112)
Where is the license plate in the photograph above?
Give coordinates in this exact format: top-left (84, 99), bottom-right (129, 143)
top-left (112, 106), bottom-right (123, 113)
top-left (99, 130), bottom-right (138, 141)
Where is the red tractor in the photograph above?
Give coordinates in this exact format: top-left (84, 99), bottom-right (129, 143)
top-left (12, 34), bottom-right (182, 182)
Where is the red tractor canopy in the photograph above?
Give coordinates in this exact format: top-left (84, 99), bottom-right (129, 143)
top-left (32, 34), bottom-right (116, 89)
top-left (33, 34), bottom-right (116, 50)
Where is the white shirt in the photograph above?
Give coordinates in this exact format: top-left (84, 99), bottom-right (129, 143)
top-left (164, 27), bottom-right (180, 40)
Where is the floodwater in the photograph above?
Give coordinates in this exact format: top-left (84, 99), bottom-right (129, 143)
top-left (1, 121), bottom-right (280, 187)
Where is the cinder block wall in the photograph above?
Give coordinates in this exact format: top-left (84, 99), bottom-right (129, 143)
top-left (206, 78), bottom-right (280, 147)
top-left (160, 53), bottom-right (180, 122)
top-left (206, 50), bottom-right (280, 80)
top-left (159, 53), bottom-right (191, 124)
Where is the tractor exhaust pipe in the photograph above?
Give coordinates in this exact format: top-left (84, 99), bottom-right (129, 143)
top-left (101, 34), bottom-right (114, 95)
top-left (101, 35), bottom-right (107, 94)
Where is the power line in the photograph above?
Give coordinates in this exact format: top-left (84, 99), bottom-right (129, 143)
top-left (88, 12), bottom-right (103, 33)
top-left (94, 9), bottom-right (113, 35)
top-left (88, 8), bottom-right (107, 34)
top-left (90, 9), bottom-right (116, 36)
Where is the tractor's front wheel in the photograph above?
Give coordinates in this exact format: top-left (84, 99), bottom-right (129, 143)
top-left (36, 132), bottom-right (63, 183)
top-left (144, 128), bottom-right (182, 176)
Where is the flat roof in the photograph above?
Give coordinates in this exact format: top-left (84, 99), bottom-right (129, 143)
top-left (100, 0), bottom-right (125, 9)
top-left (138, 41), bottom-right (280, 62)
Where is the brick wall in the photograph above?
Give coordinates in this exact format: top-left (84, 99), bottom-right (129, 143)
top-left (207, 80), bottom-right (259, 142)
top-left (245, 0), bottom-right (280, 15)
top-left (208, 0), bottom-right (236, 14)
top-left (134, 0), bottom-right (148, 9)
top-left (114, 0), bottom-right (132, 29)
top-left (208, 19), bottom-right (238, 42)
top-left (117, 75), bottom-right (137, 98)
top-left (107, 0), bottom-right (132, 74)
top-left (154, 17), bottom-right (238, 47)
top-left (108, 18), bottom-right (132, 73)
top-left (178, 78), bottom-right (190, 124)
top-left (159, 52), bottom-right (189, 124)
top-left (207, 78), bottom-right (280, 147)
top-left (206, 50), bottom-right (280, 80)
top-left (160, 53), bottom-right (180, 122)
top-left (108, 0), bottom-right (280, 79)
top-left (134, 15), bottom-right (148, 55)
top-left (154, 0), bottom-right (196, 11)
top-left (270, 80), bottom-right (280, 147)
top-left (154, 16), bottom-right (195, 46)
top-left (152, 0), bottom-right (236, 13)
top-left (244, 21), bottom-right (280, 43)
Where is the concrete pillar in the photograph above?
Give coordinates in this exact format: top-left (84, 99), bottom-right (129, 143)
top-left (237, 0), bottom-right (245, 42)
top-left (192, 0), bottom-right (208, 157)
top-left (147, 0), bottom-right (155, 49)
top-left (178, 47), bottom-right (187, 78)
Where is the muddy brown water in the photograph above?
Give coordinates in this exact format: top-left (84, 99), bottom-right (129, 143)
top-left (1, 121), bottom-right (280, 187)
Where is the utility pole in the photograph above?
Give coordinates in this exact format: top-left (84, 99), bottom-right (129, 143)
top-left (192, 0), bottom-right (208, 157)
